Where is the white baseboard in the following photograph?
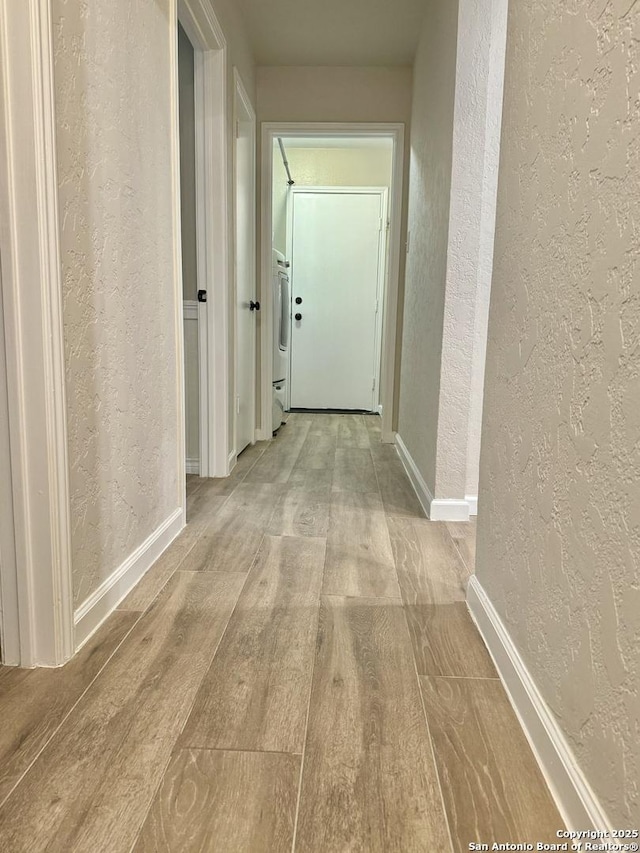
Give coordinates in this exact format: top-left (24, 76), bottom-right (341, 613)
top-left (467, 576), bottom-right (612, 833)
top-left (465, 494), bottom-right (478, 516)
top-left (430, 498), bottom-right (471, 522)
top-left (74, 507), bottom-right (184, 650)
top-left (186, 457), bottom-right (200, 475)
top-left (394, 434), bottom-right (471, 522)
top-left (394, 433), bottom-right (433, 517)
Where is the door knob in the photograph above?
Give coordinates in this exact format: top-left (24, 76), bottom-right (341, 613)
top-left (295, 297), bottom-right (302, 305)
top-left (295, 312), bottom-right (302, 321)
top-left (249, 300), bottom-right (260, 311)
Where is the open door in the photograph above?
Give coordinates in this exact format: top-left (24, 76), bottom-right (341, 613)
top-left (233, 72), bottom-right (257, 455)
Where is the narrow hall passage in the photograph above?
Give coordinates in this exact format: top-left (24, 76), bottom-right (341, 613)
top-left (0, 413), bottom-right (562, 852)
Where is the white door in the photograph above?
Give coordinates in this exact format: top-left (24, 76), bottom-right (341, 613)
top-left (290, 190), bottom-right (385, 411)
top-left (234, 74), bottom-right (256, 454)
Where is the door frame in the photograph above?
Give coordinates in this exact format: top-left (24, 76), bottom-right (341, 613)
top-left (178, 0), bottom-right (230, 478)
top-left (259, 122), bottom-right (405, 441)
top-left (286, 185), bottom-right (389, 413)
top-left (231, 69), bottom-right (257, 462)
top-left (0, 0), bottom-right (74, 666)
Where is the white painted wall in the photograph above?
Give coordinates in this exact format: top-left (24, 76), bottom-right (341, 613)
top-left (287, 146), bottom-right (393, 188)
top-left (397, 0), bottom-right (507, 516)
top-left (272, 147), bottom-right (289, 256)
top-left (272, 144), bottom-right (394, 258)
top-left (257, 67), bottom-right (412, 125)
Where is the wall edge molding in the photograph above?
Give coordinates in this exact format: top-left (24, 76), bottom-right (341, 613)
top-left (74, 508), bottom-right (184, 650)
top-left (467, 575), bottom-right (613, 833)
top-left (0, 0), bottom-right (76, 665)
top-left (465, 494), bottom-right (478, 516)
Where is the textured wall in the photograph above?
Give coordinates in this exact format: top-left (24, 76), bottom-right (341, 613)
top-left (464, 0), bottom-right (508, 499)
top-left (477, 0), bottom-right (640, 825)
top-left (397, 0), bottom-right (459, 495)
top-left (53, 0), bottom-right (180, 606)
top-left (435, 0), bottom-right (490, 500)
top-left (436, 0), bottom-right (507, 501)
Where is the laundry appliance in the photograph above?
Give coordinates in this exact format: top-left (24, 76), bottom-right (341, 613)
top-left (272, 250), bottom-right (290, 432)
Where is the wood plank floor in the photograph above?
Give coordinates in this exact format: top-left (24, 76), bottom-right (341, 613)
top-left (0, 413), bottom-right (563, 852)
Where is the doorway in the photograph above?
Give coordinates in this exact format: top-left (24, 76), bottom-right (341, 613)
top-left (177, 23), bottom-right (200, 476)
top-left (288, 186), bottom-right (388, 411)
top-left (175, 0), bottom-right (230, 479)
top-left (233, 71), bottom-right (257, 456)
top-left (261, 125), bottom-right (405, 440)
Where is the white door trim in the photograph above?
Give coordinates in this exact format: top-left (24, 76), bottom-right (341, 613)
top-left (0, 258), bottom-right (19, 665)
top-left (178, 0), bottom-right (230, 478)
top-left (259, 122), bottom-right (405, 441)
top-left (286, 186), bottom-right (389, 413)
top-left (0, 0), bottom-right (74, 666)
top-left (232, 68), bottom-right (257, 462)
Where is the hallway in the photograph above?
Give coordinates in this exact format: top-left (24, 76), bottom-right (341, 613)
top-left (0, 414), bottom-right (561, 852)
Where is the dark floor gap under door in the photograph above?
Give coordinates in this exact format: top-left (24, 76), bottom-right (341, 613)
top-left (289, 408), bottom-right (375, 415)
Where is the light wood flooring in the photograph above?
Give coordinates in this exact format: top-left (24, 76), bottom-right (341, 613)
top-left (0, 413), bottom-right (562, 852)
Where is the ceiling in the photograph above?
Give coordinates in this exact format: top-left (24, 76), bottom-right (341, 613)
top-left (236, 0), bottom-right (426, 66)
